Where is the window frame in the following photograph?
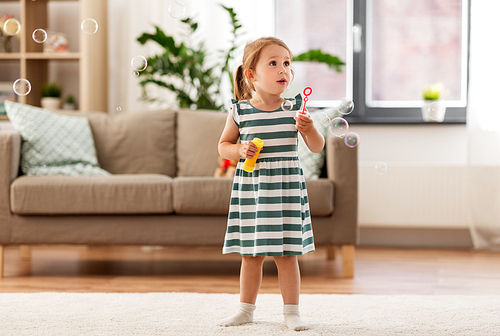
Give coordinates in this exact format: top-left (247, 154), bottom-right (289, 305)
top-left (350, 0), bottom-right (471, 124)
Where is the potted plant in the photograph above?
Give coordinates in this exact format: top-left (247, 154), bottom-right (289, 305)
top-left (41, 81), bottom-right (62, 110)
top-left (62, 93), bottom-right (77, 110)
top-left (136, 5), bottom-right (345, 111)
top-left (421, 83), bottom-right (446, 122)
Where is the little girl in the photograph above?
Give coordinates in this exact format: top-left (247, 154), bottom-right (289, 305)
top-left (218, 37), bottom-right (324, 331)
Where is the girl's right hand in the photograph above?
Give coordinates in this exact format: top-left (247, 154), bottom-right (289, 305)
top-left (239, 142), bottom-right (258, 159)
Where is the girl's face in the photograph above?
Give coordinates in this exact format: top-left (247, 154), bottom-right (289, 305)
top-left (247, 44), bottom-right (292, 97)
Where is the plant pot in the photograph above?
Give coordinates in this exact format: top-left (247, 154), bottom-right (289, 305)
top-left (421, 100), bottom-right (446, 122)
top-left (62, 102), bottom-right (76, 110)
top-left (41, 97), bottom-right (61, 110)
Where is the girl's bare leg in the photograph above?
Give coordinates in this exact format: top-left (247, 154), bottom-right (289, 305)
top-left (219, 256), bottom-right (265, 327)
top-left (240, 256), bottom-right (265, 304)
top-left (274, 255), bottom-right (309, 331)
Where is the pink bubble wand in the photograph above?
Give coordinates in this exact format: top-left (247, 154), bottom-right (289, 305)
top-left (297, 87), bottom-right (312, 117)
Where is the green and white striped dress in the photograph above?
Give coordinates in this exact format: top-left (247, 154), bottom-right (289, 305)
top-left (223, 93), bottom-right (315, 257)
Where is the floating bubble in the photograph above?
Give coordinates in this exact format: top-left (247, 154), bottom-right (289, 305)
top-left (337, 98), bottom-right (354, 115)
top-left (13, 78), bottom-right (31, 96)
top-left (133, 71), bottom-right (140, 77)
top-left (131, 55), bottom-right (148, 72)
top-left (329, 117), bottom-right (349, 137)
top-left (116, 106), bottom-right (122, 112)
top-left (319, 112), bottom-right (331, 126)
top-left (281, 100), bottom-right (293, 111)
top-left (168, 1), bottom-right (186, 19)
top-left (427, 101), bottom-right (446, 122)
top-left (32, 28), bottom-right (47, 43)
top-left (344, 132), bottom-right (360, 148)
top-left (3, 18), bottom-right (21, 36)
top-left (375, 162), bottom-right (387, 175)
top-left (81, 18), bottom-right (98, 35)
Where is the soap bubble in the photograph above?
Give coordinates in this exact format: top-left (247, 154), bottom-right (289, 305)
top-left (168, 1), bottom-right (186, 19)
top-left (337, 98), bottom-right (354, 115)
top-left (281, 100), bottom-right (293, 111)
top-left (344, 132), bottom-right (360, 148)
top-left (131, 55), bottom-right (148, 72)
top-left (116, 106), bottom-right (122, 112)
top-left (375, 162), bottom-right (387, 175)
top-left (32, 29), bottom-right (47, 43)
top-left (319, 112), bottom-right (331, 126)
top-left (133, 71), bottom-right (140, 77)
top-left (3, 18), bottom-right (21, 36)
top-left (427, 101), bottom-right (446, 121)
top-left (81, 18), bottom-right (98, 34)
top-left (13, 78), bottom-right (31, 96)
top-left (329, 117), bottom-right (349, 137)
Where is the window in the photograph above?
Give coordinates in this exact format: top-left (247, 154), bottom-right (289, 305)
top-left (275, 0), bottom-right (470, 124)
top-left (275, 0), bottom-right (353, 108)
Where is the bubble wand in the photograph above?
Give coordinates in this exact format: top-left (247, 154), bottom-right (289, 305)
top-left (297, 87), bottom-right (313, 117)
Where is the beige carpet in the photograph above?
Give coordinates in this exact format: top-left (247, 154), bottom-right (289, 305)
top-left (0, 292), bottom-right (498, 335)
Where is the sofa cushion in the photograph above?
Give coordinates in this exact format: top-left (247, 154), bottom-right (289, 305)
top-left (172, 176), bottom-right (333, 217)
top-left (83, 109), bottom-right (177, 176)
top-left (4, 101), bottom-right (109, 177)
top-left (173, 176), bottom-right (233, 215)
top-left (11, 174), bottom-right (173, 215)
top-left (306, 179), bottom-right (335, 216)
top-left (176, 109), bottom-right (227, 177)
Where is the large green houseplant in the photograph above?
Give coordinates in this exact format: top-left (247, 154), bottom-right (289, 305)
top-left (136, 5), bottom-right (345, 111)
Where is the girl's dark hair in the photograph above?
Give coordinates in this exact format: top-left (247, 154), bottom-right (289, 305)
top-left (233, 37), bottom-right (294, 101)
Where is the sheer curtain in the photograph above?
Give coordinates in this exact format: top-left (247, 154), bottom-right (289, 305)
top-left (106, 0), bottom-right (274, 113)
top-left (467, 1), bottom-right (500, 249)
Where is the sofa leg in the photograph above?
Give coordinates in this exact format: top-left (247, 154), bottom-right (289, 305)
top-left (19, 245), bottom-right (31, 261)
top-left (341, 245), bottom-right (355, 278)
top-left (327, 245), bottom-right (336, 260)
top-left (0, 245), bottom-right (4, 278)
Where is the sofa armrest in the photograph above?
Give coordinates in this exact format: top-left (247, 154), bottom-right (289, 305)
top-left (325, 136), bottom-right (358, 244)
top-left (0, 130), bottom-right (21, 183)
top-left (0, 130), bottom-right (20, 243)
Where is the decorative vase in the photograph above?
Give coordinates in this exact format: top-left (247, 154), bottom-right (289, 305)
top-left (41, 97), bottom-right (61, 110)
top-left (421, 100), bottom-right (446, 122)
top-left (62, 102), bottom-right (76, 110)
top-left (0, 35), bottom-right (13, 53)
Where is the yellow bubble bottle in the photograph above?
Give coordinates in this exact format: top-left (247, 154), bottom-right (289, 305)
top-left (242, 138), bottom-right (264, 173)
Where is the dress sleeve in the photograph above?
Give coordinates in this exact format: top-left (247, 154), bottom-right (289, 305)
top-left (295, 93), bottom-right (304, 111)
top-left (227, 99), bottom-right (239, 128)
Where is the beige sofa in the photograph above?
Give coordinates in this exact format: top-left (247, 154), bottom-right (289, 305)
top-left (0, 108), bottom-right (358, 277)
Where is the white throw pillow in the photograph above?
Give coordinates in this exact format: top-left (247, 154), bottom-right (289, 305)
top-left (5, 101), bottom-right (109, 176)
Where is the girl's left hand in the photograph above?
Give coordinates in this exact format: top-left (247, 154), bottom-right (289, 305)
top-left (294, 114), bottom-right (314, 134)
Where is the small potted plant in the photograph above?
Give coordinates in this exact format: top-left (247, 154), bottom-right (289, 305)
top-left (62, 93), bottom-right (77, 110)
top-left (41, 81), bottom-right (62, 110)
top-left (421, 83), bottom-right (446, 122)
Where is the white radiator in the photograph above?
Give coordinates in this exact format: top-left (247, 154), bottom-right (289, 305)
top-left (359, 164), bottom-right (471, 228)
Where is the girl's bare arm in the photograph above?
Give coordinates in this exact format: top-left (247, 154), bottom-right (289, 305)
top-left (294, 114), bottom-right (325, 153)
top-left (218, 114), bottom-right (258, 160)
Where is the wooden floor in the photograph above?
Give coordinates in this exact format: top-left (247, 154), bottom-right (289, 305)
top-left (1, 245), bottom-right (500, 295)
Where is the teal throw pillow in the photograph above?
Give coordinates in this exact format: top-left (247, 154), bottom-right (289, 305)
top-left (5, 101), bottom-right (109, 176)
top-left (298, 108), bottom-right (338, 180)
